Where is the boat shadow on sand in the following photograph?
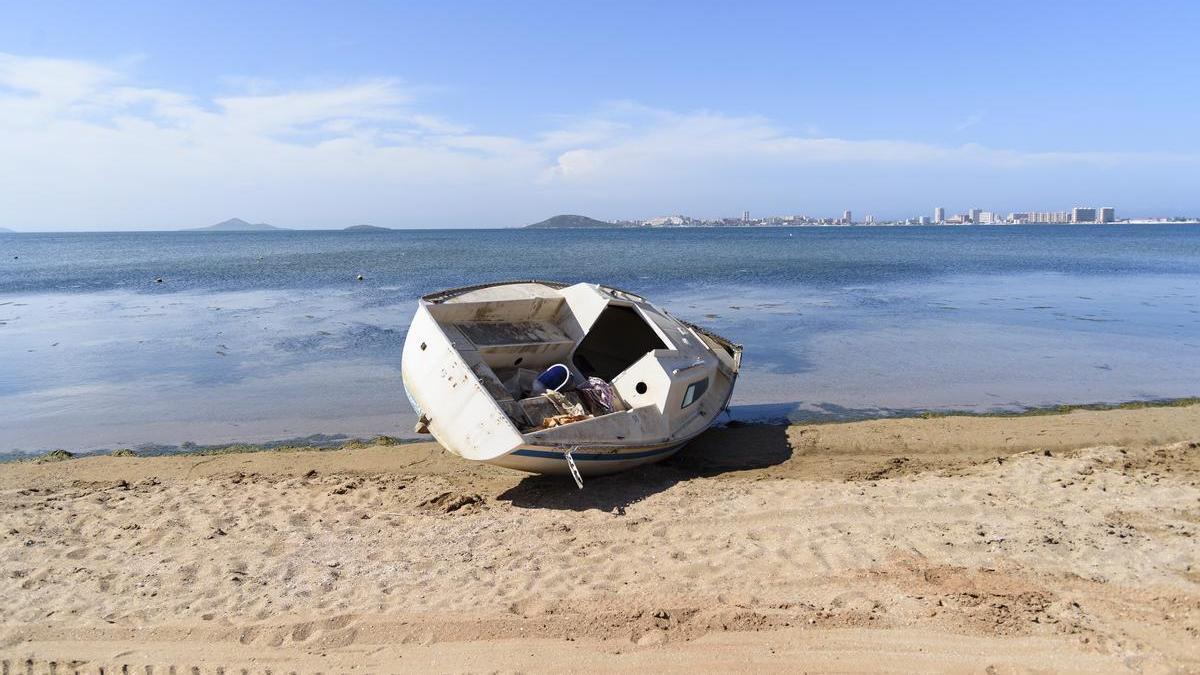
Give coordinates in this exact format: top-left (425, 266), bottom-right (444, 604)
top-left (494, 423), bottom-right (791, 512)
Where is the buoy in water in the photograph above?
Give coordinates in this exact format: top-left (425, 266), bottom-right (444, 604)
top-left (356, 274), bottom-right (364, 281)
top-left (154, 277), bottom-right (164, 283)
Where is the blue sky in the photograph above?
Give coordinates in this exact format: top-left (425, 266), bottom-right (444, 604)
top-left (1, 1), bottom-right (1198, 229)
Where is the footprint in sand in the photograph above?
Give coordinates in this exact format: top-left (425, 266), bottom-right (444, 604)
top-left (829, 590), bottom-right (881, 615)
top-left (237, 625), bottom-right (263, 644)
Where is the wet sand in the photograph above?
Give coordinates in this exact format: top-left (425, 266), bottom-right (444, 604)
top-left (1, 405), bottom-right (1198, 672)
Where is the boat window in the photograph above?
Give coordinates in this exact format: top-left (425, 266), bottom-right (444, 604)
top-left (573, 305), bottom-right (667, 381)
top-left (681, 378), bottom-right (709, 408)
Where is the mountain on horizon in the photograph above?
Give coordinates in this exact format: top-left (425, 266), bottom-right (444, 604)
top-left (343, 224), bottom-right (392, 232)
top-left (187, 218), bottom-right (285, 232)
top-left (524, 214), bottom-right (616, 229)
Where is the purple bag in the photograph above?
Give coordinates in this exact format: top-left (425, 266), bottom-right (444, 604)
top-left (577, 376), bottom-right (620, 414)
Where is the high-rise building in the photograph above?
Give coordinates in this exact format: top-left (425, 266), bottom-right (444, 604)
top-left (842, 209), bottom-right (852, 224)
top-left (1072, 207), bottom-right (1097, 223)
top-left (865, 215), bottom-right (875, 225)
top-left (919, 216), bottom-right (931, 225)
top-left (1098, 207), bottom-right (1116, 223)
top-left (934, 207), bottom-right (945, 223)
top-left (968, 208), bottom-right (982, 224)
top-left (1034, 211), bottom-right (1070, 223)
top-left (742, 210), bottom-right (750, 223)
top-left (977, 211), bottom-right (997, 224)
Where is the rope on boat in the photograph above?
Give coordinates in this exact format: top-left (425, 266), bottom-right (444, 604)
top-left (563, 446), bottom-right (584, 490)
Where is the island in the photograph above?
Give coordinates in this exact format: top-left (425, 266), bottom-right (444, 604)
top-left (343, 224), bottom-right (393, 232)
top-left (524, 214), bottom-right (617, 229)
top-left (185, 218), bottom-right (287, 232)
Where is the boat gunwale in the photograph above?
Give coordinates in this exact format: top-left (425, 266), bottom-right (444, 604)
top-left (421, 279), bottom-right (741, 361)
top-left (421, 279), bottom-right (650, 304)
top-left (678, 319), bottom-right (743, 357)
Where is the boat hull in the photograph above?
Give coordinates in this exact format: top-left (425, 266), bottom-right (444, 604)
top-left (400, 280), bottom-right (743, 478)
top-left (490, 440), bottom-right (690, 476)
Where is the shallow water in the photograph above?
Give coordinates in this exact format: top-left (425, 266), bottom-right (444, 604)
top-left (1, 225), bottom-right (1198, 454)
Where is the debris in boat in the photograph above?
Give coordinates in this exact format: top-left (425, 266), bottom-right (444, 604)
top-left (542, 412), bottom-right (590, 428)
top-left (577, 376), bottom-right (621, 415)
top-left (532, 363), bottom-right (574, 395)
top-left (521, 390), bottom-right (589, 429)
top-left (500, 368), bottom-right (538, 399)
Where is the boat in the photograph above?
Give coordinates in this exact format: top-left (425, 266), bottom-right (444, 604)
top-left (401, 281), bottom-right (742, 481)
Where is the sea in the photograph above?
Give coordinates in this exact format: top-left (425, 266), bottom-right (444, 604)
top-left (2, 224), bottom-right (1199, 457)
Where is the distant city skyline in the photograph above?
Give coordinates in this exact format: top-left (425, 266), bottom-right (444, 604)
top-left (5, 204), bottom-right (1200, 233)
top-left (2, 1), bottom-right (1199, 231)
top-left (601, 204), bottom-right (1200, 229)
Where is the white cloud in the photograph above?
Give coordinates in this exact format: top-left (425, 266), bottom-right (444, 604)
top-left (214, 79), bottom-right (409, 135)
top-left (0, 52), bottom-right (1196, 230)
top-left (0, 53), bottom-right (117, 102)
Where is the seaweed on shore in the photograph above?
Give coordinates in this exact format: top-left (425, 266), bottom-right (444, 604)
top-left (35, 449), bottom-right (74, 463)
top-left (914, 396), bottom-right (1200, 421)
top-left (6, 398), bottom-right (1198, 465)
top-left (193, 435), bottom-right (413, 456)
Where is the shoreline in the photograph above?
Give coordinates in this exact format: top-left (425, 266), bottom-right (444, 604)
top-left (8, 394), bottom-right (1199, 464)
top-left (1, 404), bottom-right (1198, 670)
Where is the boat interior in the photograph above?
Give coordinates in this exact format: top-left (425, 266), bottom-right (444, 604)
top-left (422, 282), bottom-right (740, 444)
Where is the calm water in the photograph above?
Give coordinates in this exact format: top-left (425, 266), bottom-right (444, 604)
top-left (2, 225), bottom-right (1199, 455)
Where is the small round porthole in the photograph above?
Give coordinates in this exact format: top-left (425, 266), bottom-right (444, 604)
top-left (514, 357), bottom-right (523, 366)
top-left (419, 342), bottom-right (427, 351)
top-left (635, 382), bottom-right (648, 395)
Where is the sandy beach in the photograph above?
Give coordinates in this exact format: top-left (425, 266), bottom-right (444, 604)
top-left (1, 404), bottom-right (1197, 673)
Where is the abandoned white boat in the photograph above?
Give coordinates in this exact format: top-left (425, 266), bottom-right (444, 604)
top-left (401, 281), bottom-right (741, 479)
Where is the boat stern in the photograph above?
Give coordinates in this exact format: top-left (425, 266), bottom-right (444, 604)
top-left (401, 304), bottom-right (525, 461)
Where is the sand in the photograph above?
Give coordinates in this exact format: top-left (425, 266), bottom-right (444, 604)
top-left (1, 405), bottom-right (1197, 673)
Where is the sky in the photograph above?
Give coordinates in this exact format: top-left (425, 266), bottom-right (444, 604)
top-left (1, 0), bottom-right (1199, 230)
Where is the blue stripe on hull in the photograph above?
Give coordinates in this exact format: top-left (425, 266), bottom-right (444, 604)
top-left (512, 444), bottom-right (682, 462)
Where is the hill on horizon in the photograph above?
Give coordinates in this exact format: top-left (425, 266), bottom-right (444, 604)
top-left (186, 218), bottom-right (286, 232)
top-left (524, 214), bottom-right (617, 229)
top-left (0, 227), bottom-right (14, 233)
top-left (343, 224), bottom-right (392, 232)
